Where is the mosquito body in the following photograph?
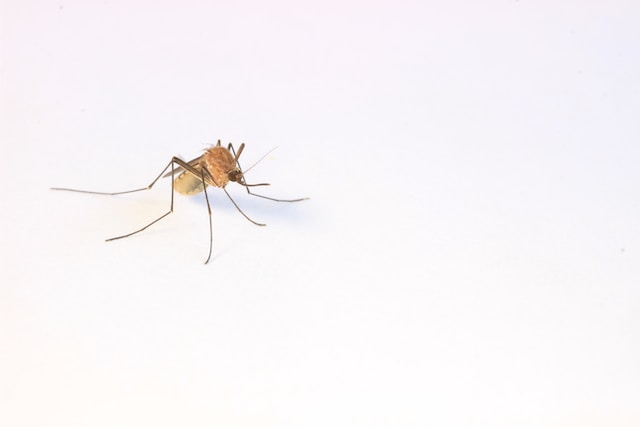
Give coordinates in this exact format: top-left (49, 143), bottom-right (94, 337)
top-left (51, 140), bottom-right (308, 264)
top-left (170, 142), bottom-right (245, 195)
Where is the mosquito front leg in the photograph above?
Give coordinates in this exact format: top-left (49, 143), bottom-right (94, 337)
top-left (200, 166), bottom-right (266, 227)
top-left (239, 175), bottom-right (308, 203)
top-left (243, 187), bottom-right (309, 203)
top-left (227, 143), bottom-right (308, 203)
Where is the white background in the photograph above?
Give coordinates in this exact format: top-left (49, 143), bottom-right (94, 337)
top-left (1, 1), bottom-right (639, 426)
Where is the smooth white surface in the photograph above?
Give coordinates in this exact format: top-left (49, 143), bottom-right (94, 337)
top-left (1, 1), bottom-right (639, 426)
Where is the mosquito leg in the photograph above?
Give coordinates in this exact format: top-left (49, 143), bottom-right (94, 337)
top-left (224, 186), bottom-right (267, 226)
top-left (229, 142), bottom-right (245, 162)
top-left (240, 176), bottom-right (308, 202)
top-left (200, 168), bottom-right (214, 264)
top-left (105, 211), bottom-right (173, 241)
top-left (228, 143), bottom-right (253, 198)
top-left (201, 167), bottom-right (266, 227)
top-left (105, 159), bottom-right (178, 242)
top-left (51, 158), bottom-right (178, 196)
top-left (243, 188), bottom-right (309, 203)
top-left (228, 143), bottom-right (308, 203)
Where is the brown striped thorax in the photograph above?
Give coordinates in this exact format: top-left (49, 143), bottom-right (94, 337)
top-left (172, 140), bottom-right (247, 195)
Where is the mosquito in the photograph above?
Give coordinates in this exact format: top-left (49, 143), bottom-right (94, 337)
top-left (51, 140), bottom-right (308, 264)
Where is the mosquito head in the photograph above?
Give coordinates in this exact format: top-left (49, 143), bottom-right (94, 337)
top-left (226, 143), bottom-right (274, 188)
top-left (227, 168), bottom-right (244, 183)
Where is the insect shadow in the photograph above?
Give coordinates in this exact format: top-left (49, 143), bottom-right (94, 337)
top-left (51, 140), bottom-right (309, 264)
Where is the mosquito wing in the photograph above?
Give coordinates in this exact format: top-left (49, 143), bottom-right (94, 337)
top-left (161, 154), bottom-right (207, 195)
top-left (162, 154), bottom-right (205, 178)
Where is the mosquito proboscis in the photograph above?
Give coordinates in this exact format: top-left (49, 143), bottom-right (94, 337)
top-left (51, 140), bottom-right (309, 264)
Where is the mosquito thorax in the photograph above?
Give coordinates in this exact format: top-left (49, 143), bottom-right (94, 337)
top-left (202, 145), bottom-right (238, 187)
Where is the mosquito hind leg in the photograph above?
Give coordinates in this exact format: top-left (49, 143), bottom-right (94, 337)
top-left (51, 156), bottom-right (180, 196)
top-left (104, 158), bottom-right (179, 242)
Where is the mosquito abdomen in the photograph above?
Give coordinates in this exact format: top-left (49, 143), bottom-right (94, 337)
top-left (174, 171), bottom-right (206, 195)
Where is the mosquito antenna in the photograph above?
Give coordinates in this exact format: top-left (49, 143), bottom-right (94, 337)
top-left (243, 146), bottom-right (278, 174)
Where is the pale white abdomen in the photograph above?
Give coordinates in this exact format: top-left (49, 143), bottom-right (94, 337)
top-left (173, 171), bottom-right (206, 195)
